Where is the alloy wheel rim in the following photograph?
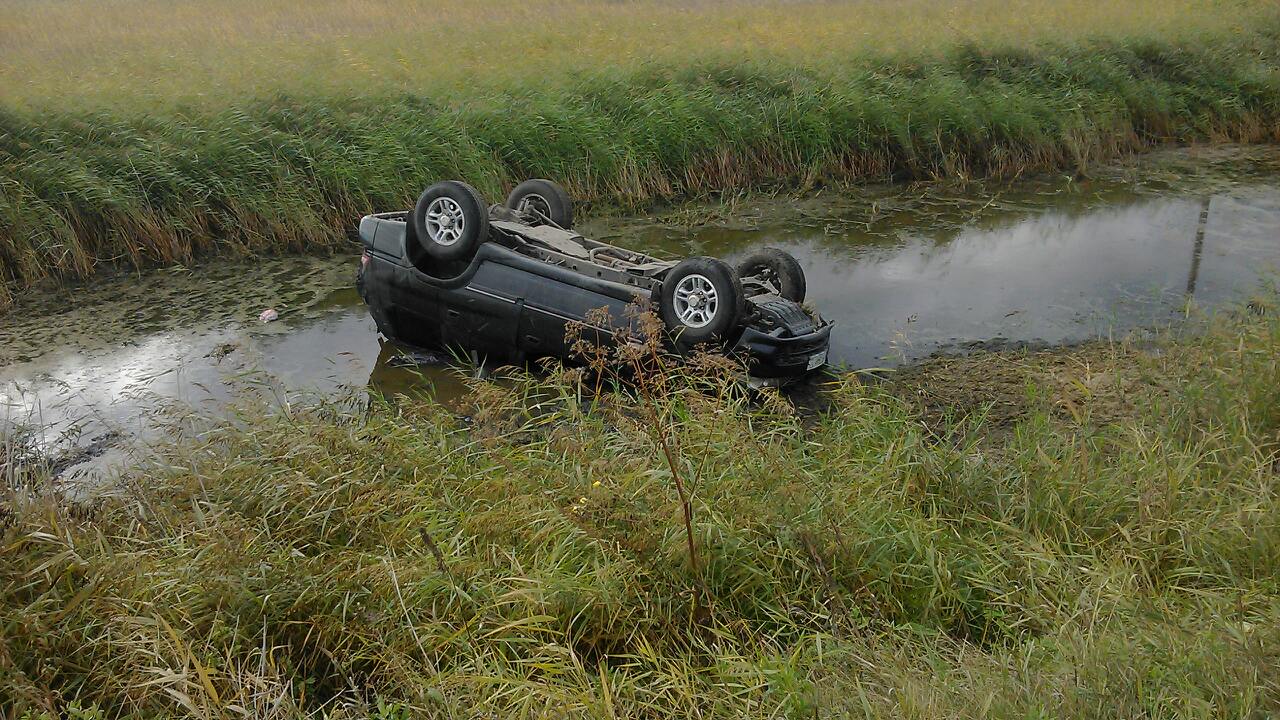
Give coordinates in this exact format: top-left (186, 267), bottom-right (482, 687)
top-left (425, 197), bottom-right (466, 246)
top-left (673, 273), bottom-right (719, 328)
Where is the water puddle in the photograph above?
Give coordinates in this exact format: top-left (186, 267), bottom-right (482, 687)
top-left (3, 144), bottom-right (1279, 479)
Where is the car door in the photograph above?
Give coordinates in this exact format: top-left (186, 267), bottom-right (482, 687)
top-left (437, 261), bottom-right (522, 359)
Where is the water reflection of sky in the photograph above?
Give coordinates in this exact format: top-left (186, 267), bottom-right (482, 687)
top-left (782, 196), bottom-right (1210, 366)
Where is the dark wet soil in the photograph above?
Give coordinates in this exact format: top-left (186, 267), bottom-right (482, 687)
top-left (889, 340), bottom-right (1150, 444)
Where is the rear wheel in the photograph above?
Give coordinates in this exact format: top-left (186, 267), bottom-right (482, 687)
top-left (506, 179), bottom-right (573, 229)
top-left (656, 257), bottom-right (744, 348)
top-left (736, 247), bottom-right (806, 302)
top-left (411, 181), bottom-right (489, 262)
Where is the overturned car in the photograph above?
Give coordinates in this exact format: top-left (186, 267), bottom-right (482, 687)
top-left (356, 179), bottom-right (831, 380)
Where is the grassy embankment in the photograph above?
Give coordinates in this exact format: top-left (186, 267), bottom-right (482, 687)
top-left (2, 0), bottom-right (1280, 309)
top-left (2, 300), bottom-right (1278, 717)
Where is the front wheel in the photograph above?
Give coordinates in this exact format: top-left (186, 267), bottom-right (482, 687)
top-left (411, 181), bottom-right (489, 262)
top-left (656, 257), bottom-right (744, 348)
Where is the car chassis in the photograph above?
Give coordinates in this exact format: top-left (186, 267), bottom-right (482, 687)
top-left (357, 181), bottom-right (832, 380)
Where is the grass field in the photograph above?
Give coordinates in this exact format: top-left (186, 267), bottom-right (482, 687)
top-left (2, 0), bottom-right (1279, 309)
top-left (3, 301), bottom-right (1278, 717)
top-left (2, 0), bottom-right (1271, 109)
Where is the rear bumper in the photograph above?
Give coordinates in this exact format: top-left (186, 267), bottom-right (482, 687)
top-left (733, 322), bottom-right (833, 378)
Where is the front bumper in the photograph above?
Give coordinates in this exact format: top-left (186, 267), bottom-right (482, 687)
top-left (733, 321), bottom-right (833, 379)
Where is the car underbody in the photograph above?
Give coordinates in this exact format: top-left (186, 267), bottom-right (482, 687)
top-left (357, 180), bottom-right (832, 380)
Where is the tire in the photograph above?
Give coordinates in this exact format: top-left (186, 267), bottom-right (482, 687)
top-left (656, 257), bottom-right (744, 347)
top-left (411, 181), bottom-right (489, 262)
top-left (736, 247), bottom-right (806, 302)
top-left (506, 179), bottom-right (573, 229)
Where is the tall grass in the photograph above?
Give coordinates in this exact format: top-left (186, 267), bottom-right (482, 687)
top-left (1, 2), bottom-right (1279, 309)
top-left (2, 302), bottom-right (1278, 717)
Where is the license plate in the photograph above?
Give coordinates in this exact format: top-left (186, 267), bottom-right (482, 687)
top-left (806, 350), bottom-right (828, 371)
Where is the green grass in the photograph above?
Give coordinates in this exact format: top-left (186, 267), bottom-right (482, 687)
top-left (1, 1), bottom-right (1279, 309)
top-left (3, 302), bottom-right (1278, 717)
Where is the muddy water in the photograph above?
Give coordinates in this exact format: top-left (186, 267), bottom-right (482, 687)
top-left (3, 145), bottom-right (1279, 478)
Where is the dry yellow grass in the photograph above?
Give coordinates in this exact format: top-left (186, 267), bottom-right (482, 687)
top-left (1, 0), bottom-right (1271, 109)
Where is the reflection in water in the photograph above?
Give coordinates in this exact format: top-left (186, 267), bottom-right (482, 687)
top-left (366, 339), bottom-right (472, 405)
top-left (3, 146), bottom-right (1279, 476)
top-left (757, 192), bottom-right (1276, 367)
top-left (1186, 196), bottom-right (1210, 297)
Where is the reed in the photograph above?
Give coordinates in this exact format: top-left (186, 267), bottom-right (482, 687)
top-left (2, 301), bottom-right (1278, 717)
